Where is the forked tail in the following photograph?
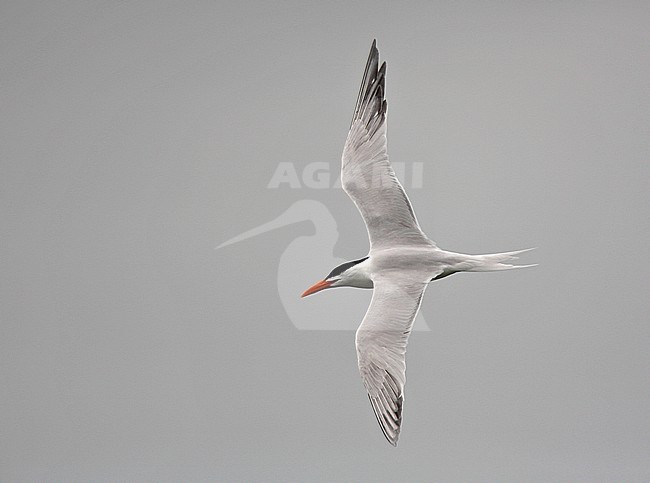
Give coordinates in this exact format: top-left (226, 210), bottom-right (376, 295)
top-left (467, 248), bottom-right (537, 272)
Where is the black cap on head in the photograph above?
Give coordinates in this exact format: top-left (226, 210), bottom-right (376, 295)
top-left (326, 256), bottom-right (369, 280)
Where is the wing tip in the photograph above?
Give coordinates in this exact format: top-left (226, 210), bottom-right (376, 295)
top-left (351, 40), bottom-right (386, 126)
top-left (368, 387), bottom-right (403, 447)
top-left (351, 43), bottom-right (387, 134)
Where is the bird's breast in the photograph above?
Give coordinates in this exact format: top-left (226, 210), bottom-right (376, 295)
top-left (368, 246), bottom-right (442, 281)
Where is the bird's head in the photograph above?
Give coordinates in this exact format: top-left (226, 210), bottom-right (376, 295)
top-left (301, 257), bottom-right (371, 297)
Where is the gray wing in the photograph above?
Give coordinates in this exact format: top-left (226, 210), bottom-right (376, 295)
top-left (341, 41), bottom-right (433, 250)
top-left (355, 274), bottom-right (430, 446)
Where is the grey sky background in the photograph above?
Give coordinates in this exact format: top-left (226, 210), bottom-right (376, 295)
top-left (2, 1), bottom-right (649, 480)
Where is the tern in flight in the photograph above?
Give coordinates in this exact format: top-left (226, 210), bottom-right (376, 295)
top-left (301, 40), bottom-right (535, 446)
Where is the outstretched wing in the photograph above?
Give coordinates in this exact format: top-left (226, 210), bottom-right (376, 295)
top-left (355, 274), bottom-right (430, 446)
top-left (341, 41), bottom-right (433, 250)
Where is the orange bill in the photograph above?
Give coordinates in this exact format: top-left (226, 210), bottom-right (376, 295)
top-left (301, 279), bottom-right (331, 298)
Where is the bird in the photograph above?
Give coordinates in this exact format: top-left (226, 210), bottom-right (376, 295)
top-left (300, 40), bottom-right (535, 446)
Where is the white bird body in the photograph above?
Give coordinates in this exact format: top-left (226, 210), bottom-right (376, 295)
top-left (321, 244), bottom-right (534, 298)
top-left (301, 40), bottom-right (535, 446)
